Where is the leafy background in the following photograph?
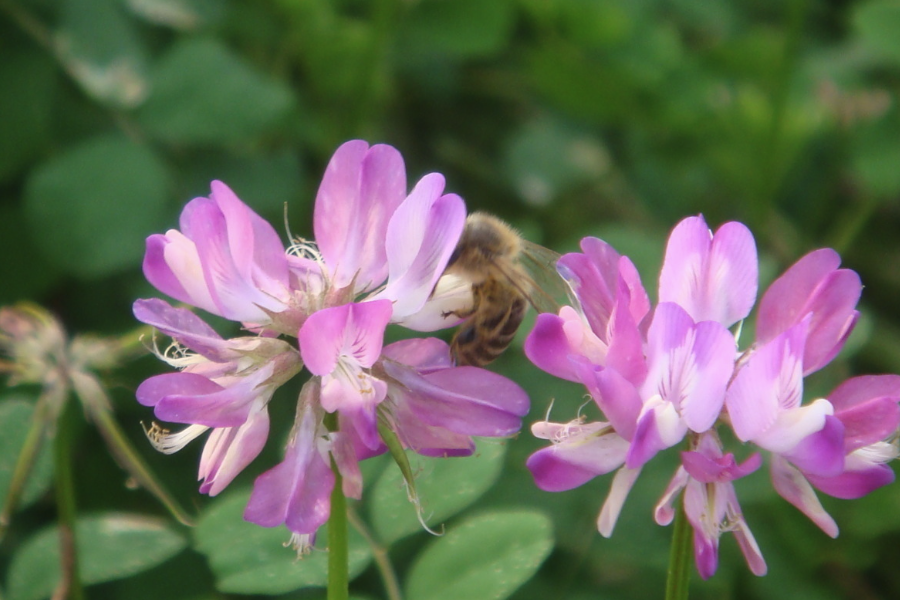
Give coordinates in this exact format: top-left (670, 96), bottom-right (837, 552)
top-left (3, 0), bottom-right (900, 598)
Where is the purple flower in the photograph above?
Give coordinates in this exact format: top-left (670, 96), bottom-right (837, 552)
top-left (655, 433), bottom-right (766, 579)
top-left (770, 375), bottom-right (900, 537)
top-left (143, 181), bottom-right (292, 326)
top-left (134, 298), bottom-right (302, 495)
top-left (756, 248), bottom-right (861, 375)
top-left (524, 213), bottom-right (898, 579)
top-left (135, 140), bottom-right (529, 549)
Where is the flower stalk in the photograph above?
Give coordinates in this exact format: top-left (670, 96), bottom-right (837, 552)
top-left (53, 394), bottom-right (84, 600)
top-left (665, 497), bottom-right (692, 600)
top-left (328, 458), bottom-right (349, 600)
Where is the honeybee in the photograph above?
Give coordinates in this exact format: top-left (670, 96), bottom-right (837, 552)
top-left (441, 212), bottom-right (564, 366)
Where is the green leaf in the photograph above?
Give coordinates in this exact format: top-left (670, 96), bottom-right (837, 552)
top-left (23, 134), bottom-right (169, 279)
top-left (405, 509), bottom-right (554, 600)
top-left (58, 0), bottom-right (150, 107)
top-left (138, 38), bottom-right (295, 145)
top-left (0, 50), bottom-right (55, 182)
top-left (7, 513), bottom-right (187, 600)
top-left (193, 489), bottom-right (372, 594)
top-left (0, 397), bottom-right (53, 510)
top-left (854, 0), bottom-right (900, 65)
top-left (368, 439), bottom-right (506, 544)
top-left (397, 0), bottom-right (514, 60)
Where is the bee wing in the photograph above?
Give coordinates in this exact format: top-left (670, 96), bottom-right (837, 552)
top-left (505, 240), bottom-right (572, 315)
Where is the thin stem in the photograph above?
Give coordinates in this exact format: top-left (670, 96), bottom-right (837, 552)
top-left (347, 507), bottom-right (403, 600)
top-left (88, 403), bottom-right (195, 526)
top-left (0, 395), bottom-right (49, 542)
top-left (665, 496), bottom-right (692, 600)
top-left (53, 395), bottom-right (84, 600)
top-left (328, 459), bottom-right (349, 600)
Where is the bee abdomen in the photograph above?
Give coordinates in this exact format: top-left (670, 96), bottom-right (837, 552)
top-left (451, 296), bottom-right (527, 367)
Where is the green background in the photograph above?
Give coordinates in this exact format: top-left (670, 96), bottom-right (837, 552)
top-left (3, 0), bottom-right (900, 598)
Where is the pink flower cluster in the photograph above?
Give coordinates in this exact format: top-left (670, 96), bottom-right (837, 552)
top-left (525, 216), bottom-right (900, 579)
top-left (134, 141), bottom-right (528, 551)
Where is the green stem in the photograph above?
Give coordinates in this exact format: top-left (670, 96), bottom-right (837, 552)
top-left (665, 496), bottom-right (692, 600)
top-left (89, 404), bottom-right (195, 526)
top-left (347, 507), bottom-right (403, 600)
top-left (53, 395), bottom-right (84, 600)
top-left (328, 459), bottom-right (349, 600)
top-left (0, 395), bottom-right (49, 542)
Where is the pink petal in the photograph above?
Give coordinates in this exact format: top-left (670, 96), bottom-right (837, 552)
top-left (133, 298), bottom-right (231, 360)
top-left (557, 250), bottom-right (615, 335)
top-left (377, 174), bottom-right (466, 318)
top-left (209, 181), bottom-right (288, 291)
top-left (605, 276), bottom-right (648, 386)
top-left (153, 365), bottom-right (275, 428)
top-left (575, 360), bottom-right (641, 441)
top-left (392, 398), bottom-right (475, 457)
top-left (642, 303), bottom-right (735, 433)
top-left (142, 233), bottom-right (195, 307)
top-left (835, 397), bottom-right (900, 452)
top-left (654, 466), bottom-right (689, 526)
top-left (597, 466), bottom-right (641, 537)
top-left (136, 372), bottom-right (222, 407)
top-left (828, 374), bottom-right (900, 410)
top-left (524, 312), bottom-right (581, 382)
top-left (198, 404), bottom-right (269, 496)
top-left (770, 455), bottom-right (838, 537)
top-left (726, 319), bottom-right (807, 442)
top-left (757, 248), bottom-right (840, 341)
top-left (526, 421), bottom-right (629, 491)
top-left (626, 399), bottom-right (686, 468)
top-left (330, 432), bottom-right (363, 499)
top-left (383, 362), bottom-right (529, 437)
top-left (659, 216), bottom-right (758, 327)
top-left (757, 249), bottom-right (861, 374)
top-left (382, 338), bottom-right (454, 372)
top-left (314, 141), bottom-right (406, 291)
top-left (807, 464), bottom-right (895, 499)
top-left (782, 415), bottom-right (844, 477)
top-left (558, 237), bottom-right (650, 337)
top-left (299, 300), bottom-right (393, 375)
top-left (244, 405), bottom-right (334, 534)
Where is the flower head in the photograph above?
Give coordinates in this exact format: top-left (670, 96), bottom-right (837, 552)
top-left (525, 214), bottom-right (898, 579)
top-left (134, 141), bottom-right (528, 548)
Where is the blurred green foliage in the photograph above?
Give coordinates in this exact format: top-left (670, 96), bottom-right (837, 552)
top-left (3, 0), bottom-right (900, 598)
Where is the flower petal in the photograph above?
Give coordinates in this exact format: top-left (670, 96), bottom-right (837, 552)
top-left (524, 312), bottom-right (583, 382)
top-left (757, 249), bottom-right (861, 374)
top-left (299, 300), bottom-right (393, 375)
top-left (383, 361), bottom-right (529, 437)
top-left (133, 298), bottom-right (232, 360)
top-left (642, 303), bottom-right (735, 433)
top-left (314, 141), bottom-right (406, 291)
top-left (659, 216), bottom-right (758, 327)
top-left (807, 463), bottom-right (895, 499)
top-left (770, 455), bottom-right (838, 537)
top-left (244, 400), bottom-right (334, 535)
top-left (382, 338), bottom-right (454, 372)
top-left (597, 466), bottom-right (641, 537)
top-left (151, 365), bottom-right (276, 428)
top-left (198, 403), bottom-right (269, 496)
top-left (526, 421), bottom-right (629, 491)
top-left (726, 318), bottom-right (807, 442)
top-left (376, 174), bottom-right (466, 318)
top-left (781, 414), bottom-right (844, 477)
